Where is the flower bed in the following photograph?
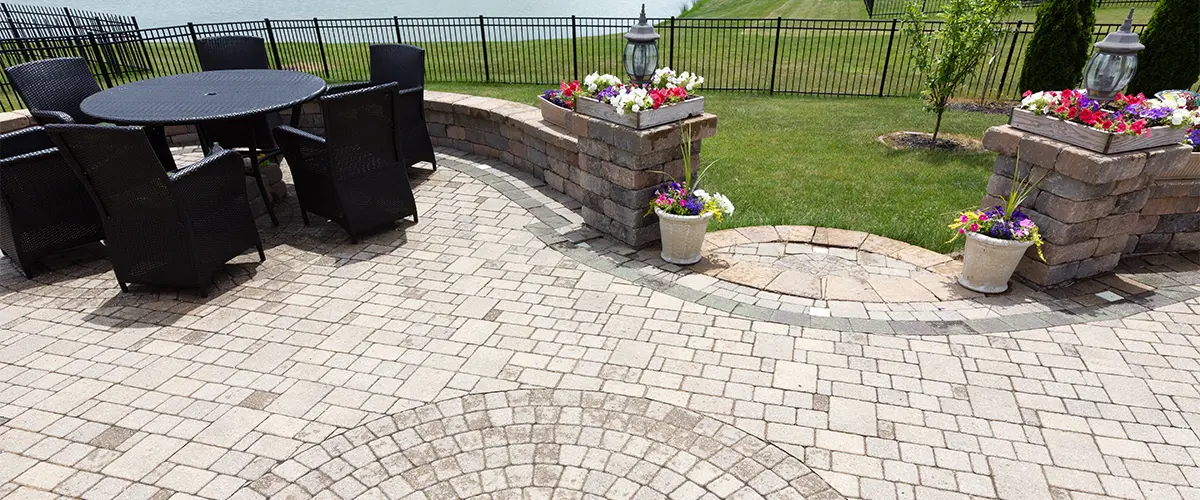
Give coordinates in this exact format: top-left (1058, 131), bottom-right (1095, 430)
top-left (541, 68), bottom-right (705, 130)
top-left (1013, 90), bottom-right (1188, 154)
top-left (1156, 90), bottom-right (1200, 179)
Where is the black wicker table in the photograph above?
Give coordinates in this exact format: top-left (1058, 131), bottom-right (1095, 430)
top-left (80, 70), bottom-right (326, 167)
top-left (81, 70), bottom-right (325, 225)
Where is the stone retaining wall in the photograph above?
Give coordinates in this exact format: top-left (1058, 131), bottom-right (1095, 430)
top-left (983, 125), bottom-right (1194, 287)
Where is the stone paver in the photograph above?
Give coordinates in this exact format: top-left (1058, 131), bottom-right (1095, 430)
top-left (0, 147), bottom-right (1197, 500)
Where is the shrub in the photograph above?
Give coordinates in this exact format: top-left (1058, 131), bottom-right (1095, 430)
top-left (903, 0), bottom-right (1020, 140)
top-left (1018, 0), bottom-right (1093, 93)
top-left (1126, 0), bottom-right (1200, 95)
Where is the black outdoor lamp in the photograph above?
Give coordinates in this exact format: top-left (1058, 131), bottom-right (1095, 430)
top-left (1082, 9), bottom-right (1144, 102)
top-left (623, 4), bottom-right (660, 85)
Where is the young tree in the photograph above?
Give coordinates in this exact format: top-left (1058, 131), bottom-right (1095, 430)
top-left (1017, 0), bottom-right (1093, 93)
top-left (904, 0), bottom-right (1020, 141)
top-left (1126, 0), bottom-right (1200, 95)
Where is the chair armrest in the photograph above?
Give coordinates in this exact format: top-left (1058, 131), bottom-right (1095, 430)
top-left (169, 149), bottom-right (247, 207)
top-left (326, 82), bottom-right (372, 95)
top-left (274, 125), bottom-right (330, 176)
top-left (29, 110), bottom-right (75, 125)
top-left (395, 86), bottom-right (423, 97)
top-left (0, 126), bottom-right (55, 157)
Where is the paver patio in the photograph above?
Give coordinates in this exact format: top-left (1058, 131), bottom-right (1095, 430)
top-left (0, 147), bottom-right (1197, 500)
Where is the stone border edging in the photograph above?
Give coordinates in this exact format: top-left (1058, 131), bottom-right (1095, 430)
top-left (440, 149), bottom-right (1200, 336)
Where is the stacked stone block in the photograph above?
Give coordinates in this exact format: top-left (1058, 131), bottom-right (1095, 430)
top-left (422, 91), bottom-right (718, 248)
top-left (982, 125), bottom-right (1192, 287)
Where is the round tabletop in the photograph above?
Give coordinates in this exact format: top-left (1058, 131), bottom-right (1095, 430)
top-left (81, 70), bottom-right (327, 125)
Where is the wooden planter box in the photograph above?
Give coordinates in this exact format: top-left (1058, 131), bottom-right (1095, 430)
top-left (538, 95), bottom-right (572, 130)
top-left (1009, 108), bottom-right (1186, 154)
top-left (576, 95), bottom-right (705, 130)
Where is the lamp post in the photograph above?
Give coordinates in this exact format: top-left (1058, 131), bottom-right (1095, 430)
top-left (1082, 9), bottom-right (1144, 102)
top-left (623, 4), bottom-right (659, 86)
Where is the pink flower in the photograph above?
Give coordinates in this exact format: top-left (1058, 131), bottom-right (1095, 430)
top-left (969, 223), bottom-right (979, 232)
top-left (960, 215), bottom-right (969, 223)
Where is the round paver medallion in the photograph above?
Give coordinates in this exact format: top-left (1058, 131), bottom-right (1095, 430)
top-left (244, 389), bottom-right (840, 499)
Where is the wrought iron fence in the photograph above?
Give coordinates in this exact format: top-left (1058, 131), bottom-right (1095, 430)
top-left (0, 2), bottom-right (149, 78)
top-left (1, 15), bottom-right (1195, 113)
top-left (865, 0), bottom-right (1161, 18)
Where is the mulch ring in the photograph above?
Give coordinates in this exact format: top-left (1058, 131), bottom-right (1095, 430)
top-left (877, 131), bottom-right (983, 152)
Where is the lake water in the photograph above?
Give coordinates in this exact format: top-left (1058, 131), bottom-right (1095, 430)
top-left (16, 0), bottom-right (692, 28)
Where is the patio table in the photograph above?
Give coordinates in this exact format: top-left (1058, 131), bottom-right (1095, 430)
top-left (80, 69), bottom-right (326, 225)
top-left (80, 69), bottom-right (326, 167)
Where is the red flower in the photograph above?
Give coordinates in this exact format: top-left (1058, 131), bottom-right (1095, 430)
top-left (1079, 108), bottom-right (1095, 124)
top-left (1100, 119), bottom-right (1114, 130)
top-left (1022, 90), bottom-right (1032, 98)
top-left (1131, 119), bottom-right (1147, 135)
top-left (1067, 107), bottom-right (1077, 119)
top-left (1115, 122), bottom-right (1127, 133)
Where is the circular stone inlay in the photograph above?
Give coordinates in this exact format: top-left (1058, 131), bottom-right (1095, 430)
top-left (245, 389), bottom-right (840, 499)
top-left (712, 242), bottom-right (937, 282)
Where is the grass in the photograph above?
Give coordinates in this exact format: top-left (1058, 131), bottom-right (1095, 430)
top-left (427, 82), bottom-right (1009, 252)
top-left (684, 0), bottom-right (1155, 24)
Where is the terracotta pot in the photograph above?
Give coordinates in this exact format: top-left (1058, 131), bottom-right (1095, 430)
top-left (656, 207), bottom-right (712, 265)
top-left (959, 231), bottom-right (1034, 294)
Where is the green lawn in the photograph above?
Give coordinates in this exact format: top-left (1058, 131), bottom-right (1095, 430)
top-left (684, 0), bottom-right (1154, 24)
top-left (428, 82), bottom-right (1008, 253)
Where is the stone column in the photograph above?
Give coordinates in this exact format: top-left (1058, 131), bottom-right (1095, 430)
top-left (570, 114), bottom-right (718, 248)
top-left (982, 125), bottom-right (1192, 287)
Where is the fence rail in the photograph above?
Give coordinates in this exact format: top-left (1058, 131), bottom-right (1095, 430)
top-left (864, 0), bottom-right (1161, 19)
top-left (1, 15), bottom-right (1197, 112)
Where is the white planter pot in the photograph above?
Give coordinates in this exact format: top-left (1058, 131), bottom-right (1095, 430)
top-left (958, 231), bottom-right (1034, 294)
top-left (656, 207), bottom-right (712, 265)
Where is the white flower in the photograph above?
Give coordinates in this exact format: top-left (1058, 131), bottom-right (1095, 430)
top-left (1170, 109), bottom-right (1190, 127)
top-left (693, 189), bottom-right (710, 202)
top-left (712, 193), bottom-right (734, 215)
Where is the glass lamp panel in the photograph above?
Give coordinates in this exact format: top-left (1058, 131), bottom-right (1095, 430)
top-left (1084, 52), bottom-right (1137, 98)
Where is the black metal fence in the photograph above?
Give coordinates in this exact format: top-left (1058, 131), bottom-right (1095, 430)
top-left (0, 2), bottom-right (149, 78)
top-left (864, 0), bottom-right (1161, 18)
top-left (2, 16), bottom-right (1196, 112)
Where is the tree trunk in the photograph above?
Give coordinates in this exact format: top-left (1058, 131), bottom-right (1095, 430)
top-left (932, 109), bottom-right (944, 142)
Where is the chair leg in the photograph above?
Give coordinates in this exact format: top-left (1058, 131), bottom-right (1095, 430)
top-left (430, 155), bottom-right (437, 171)
top-left (411, 212), bottom-right (418, 224)
top-left (20, 265), bottom-right (33, 279)
top-left (200, 286), bottom-right (209, 299)
top-left (300, 209), bottom-right (310, 226)
top-left (118, 282), bottom-right (129, 293)
top-left (256, 244), bottom-right (266, 262)
top-left (251, 168), bottom-right (278, 227)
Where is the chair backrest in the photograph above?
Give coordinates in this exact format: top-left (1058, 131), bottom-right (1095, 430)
top-left (4, 57), bottom-right (102, 124)
top-left (319, 82), bottom-right (398, 178)
top-left (43, 124), bottom-right (177, 221)
top-left (196, 36), bottom-right (272, 71)
top-left (369, 44), bottom-right (425, 89)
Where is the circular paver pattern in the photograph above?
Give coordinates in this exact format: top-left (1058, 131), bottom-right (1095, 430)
top-left (244, 389), bottom-right (841, 500)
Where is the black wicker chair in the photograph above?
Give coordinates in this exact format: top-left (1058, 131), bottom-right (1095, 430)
top-left (327, 44), bottom-right (437, 171)
top-left (274, 82), bottom-right (419, 243)
top-left (0, 127), bottom-right (104, 278)
top-left (195, 35), bottom-right (284, 225)
top-left (45, 124), bottom-right (265, 297)
top-left (4, 57), bottom-right (102, 125)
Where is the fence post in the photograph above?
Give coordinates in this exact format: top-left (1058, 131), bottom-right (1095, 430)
top-left (571, 15), bottom-right (578, 82)
top-left (478, 15), bottom-right (490, 82)
top-left (878, 18), bottom-right (898, 97)
top-left (87, 32), bottom-right (113, 88)
top-left (668, 16), bottom-right (675, 70)
top-left (130, 16), bottom-right (153, 72)
top-left (769, 17), bottom-right (782, 94)
top-left (393, 16), bottom-right (402, 43)
top-left (1, 3), bottom-right (34, 62)
top-left (63, 7), bottom-right (88, 60)
top-left (264, 19), bottom-right (282, 69)
top-left (313, 18), bottom-right (330, 78)
top-left (995, 20), bottom-right (1023, 101)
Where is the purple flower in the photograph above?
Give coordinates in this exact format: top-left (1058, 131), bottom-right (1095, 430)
top-left (681, 197), bottom-right (703, 215)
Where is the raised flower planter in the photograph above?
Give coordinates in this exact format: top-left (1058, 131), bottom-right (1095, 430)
top-left (576, 95), bottom-right (705, 130)
top-left (1009, 108), bottom-right (1185, 154)
top-left (538, 95), bottom-right (571, 129)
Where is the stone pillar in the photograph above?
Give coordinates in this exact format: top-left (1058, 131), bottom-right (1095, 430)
top-left (572, 114), bottom-right (718, 248)
top-left (982, 125), bottom-right (1192, 287)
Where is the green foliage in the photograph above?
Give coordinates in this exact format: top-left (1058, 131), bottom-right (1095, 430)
top-left (903, 0), bottom-right (1019, 140)
top-left (1126, 0), bottom-right (1200, 95)
top-left (1018, 0), bottom-right (1092, 93)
